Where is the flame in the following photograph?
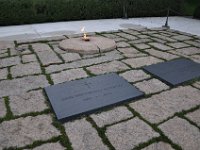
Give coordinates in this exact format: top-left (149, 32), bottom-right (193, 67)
top-left (81, 26), bottom-right (89, 40)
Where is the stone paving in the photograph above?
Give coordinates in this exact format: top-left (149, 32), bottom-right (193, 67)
top-left (0, 27), bottom-right (200, 150)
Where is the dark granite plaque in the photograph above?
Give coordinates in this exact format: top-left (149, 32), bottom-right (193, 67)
top-left (45, 73), bottom-right (144, 122)
top-left (143, 58), bottom-right (200, 86)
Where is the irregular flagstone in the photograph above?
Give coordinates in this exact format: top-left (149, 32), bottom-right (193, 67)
top-left (0, 41), bottom-right (14, 50)
top-left (106, 117), bottom-right (159, 150)
top-left (64, 118), bottom-right (108, 150)
top-left (51, 68), bottom-right (88, 84)
top-left (11, 62), bottom-right (42, 78)
top-left (148, 43), bottom-right (172, 51)
top-left (120, 70), bottom-right (150, 83)
top-left (86, 61), bottom-right (129, 75)
top-left (134, 79), bottom-right (169, 94)
top-left (91, 106), bottom-right (133, 127)
top-left (0, 115), bottom-right (60, 149)
top-left (133, 43), bottom-right (150, 50)
top-left (116, 41), bottom-right (131, 48)
top-left (122, 56), bottom-right (163, 68)
top-left (173, 47), bottom-right (200, 56)
top-left (36, 50), bottom-right (63, 66)
top-left (159, 117), bottom-right (200, 150)
top-left (9, 90), bottom-right (48, 116)
top-left (25, 142), bottom-right (65, 150)
top-left (191, 55), bottom-right (200, 63)
top-left (22, 54), bottom-right (37, 63)
top-left (61, 53), bottom-right (81, 62)
top-left (141, 142), bottom-right (174, 150)
top-left (0, 68), bottom-right (8, 80)
top-left (144, 49), bottom-right (179, 60)
top-left (193, 81), bottom-right (200, 89)
top-left (0, 56), bottom-right (20, 68)
top-left (151, 34), bottom-right (176, 42)
top-left (151, 37), bottom-right (167, 44)
top-left (118, 47), bottom-right (147, 58)
top-left (128, 39), bottom-right (153, 44)
top-left (32, 43), bottom-right (52, 52)
top-left (45, 50), bottom-right (123, 73)
top-left (0, 52), bottom-right (8, 58)
top-left (185, 40), bottom-right (200, 48)
top-left (0, 98), bottom-right (6, 118)
top-left (102, 33), bottom-right (120, 39)
top-left (0, 75), bottom-right (49, 97)
top-left (116, 32), bottom-right (138, 40)
top-left (185, 109), bottom-right (200, 127)
top-left (130, 86), bottom-right (200, 124)
top-left (121, 30), bottom-right (140, 36)
top-left (167, 42), bottom-right (189, 48)
top-left (171, 35), bottom-right (193, 41)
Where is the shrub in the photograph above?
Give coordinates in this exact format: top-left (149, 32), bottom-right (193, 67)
top-left (0, 0), bottom-right (184, 26)
top-left (194, 6), bottom-right (200, 19)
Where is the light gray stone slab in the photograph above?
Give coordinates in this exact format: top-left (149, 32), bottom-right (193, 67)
top-left (130, 86), bottom-right (200, 124)
top-left (148, 43), bottom-right (172, 51)
top-left (193, 81), bottom-right (200, 89)
top-left (151, 37), bottom-right (167, 44)
top-left (61, 53), bottom-right (81, 62)
top-left (118, 47), bottom-right (141, 55)
top-left (133, 43), bottom-right (151, 50)
top-left (171, 35), bottom-right (193, 41)
top-left (0, 98), bottom-right (6, 118)
top-left (151, 34), bottom-right (177, 42)
top-left (134, 79), bottom-right (169, 94)
top-left (37, 50), bottom-right (62, 66)
top-left (0, 52), bottom-right (8, 58)
top-left (64, 118), bottom-right (108, 150)
top-left (0, 68), bottom-right (8, 80)
top-left (141, 142), bottom-right (174, 150)
top-left (25, 142), bottom-right (65, 150)
top-left (9, 90), bottom-right (48, 116)
top-left (144, 49), bottom-right (179, 60)
top-left (0, 56), bottom-right (20, 68)
top-left (22, 54), bottom-right (37, 63)
top-left (102, 33), bottom-right (120, 39)
top-left (0, 75), bottom-right (49, 97)
top-left (159, 117), bottom-right (200, 150)
top-left (120, 70), bottom-right (150, 83)
top-left (86, 61), bottom-right (129, 75)
top-left (185, 109), bottom-right (200, 127)
top-left (122, 56), bottom-right (163, 68)
top-left (174, 47), bottom-right (200, 56)
top-left (51, 68), bottom-right (88, 84)
top-left (167, 42), bottom-right (189, 48)
top-left (11, 62), bottom-right (42, 78)
top-left (185, 40), bottom-right (200, 48)
top-left (128, 39), bottom-right (152, 44)
top-left (0, 115), bottom-right (60, 149)
top-left (0, 41), bottom-right (14, 50)
top-left (116, 41), bottom-right (131, 48)
top-left (121, 29), bottom-right (140, 36)
top-left (116, 32), bottom-right (138, 40)
top-left (106, 117), bottom-right (159, 150)
top-left (32, 43), bottom-right (52, 52)
top-left (91, 106), bottom-right (133, 127)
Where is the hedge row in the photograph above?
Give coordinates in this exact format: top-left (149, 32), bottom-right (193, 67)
top-left (0, 0), bottom-right (184, 26)
top-left (194, 6), bottom-right (200, 19)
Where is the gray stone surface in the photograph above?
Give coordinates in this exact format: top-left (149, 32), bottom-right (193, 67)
top-left (91, 106), bottom-right (133, 127)
top-left (0, 75), bottom-right (49, 97)
top-left (167, 42), bottom-right (189, 48)
top-left (151, 34), bottom-right (176, 42)
top-left (25, 142), bottom-right (65, 150)
top-left (0, 98), bottom-right (6, 118)
top-left (0, 56), bottom-right (20, 68)
top-left (174, 47), bottom-right (200, 56)
top-left (120, 70), bottom-right (150, 83)
top-left (193, 81), bottom-right (200, 89)
top-left (130, 86), bottom-right (200, 123)
top-left (134, 79), bottom-right (169, 94)
top-left (116, 41), bottom-right (130, 48)
top-left (64, 118), bottom-right (108, 150)
top-left (11, 62), bottom-right (42, 78)
top-left (171, 35), bottom-right (193, 41)
top-left (0, 115), bottom-right (60, 149)
top-left (159, 117), bottom-right (200, 150)
top-left (185, 109), bottom-right (200, 127)
top-left (106, 117), bottom-right (159, 150)
top-left (145, 49), bottom-right (179, 60)
top-left (32, 43), bottom-right (52, 52)
top-left (148, 43), bottom-right (172, 51)
top-left (185, 40), bottom-right (200, 48)
top-left (9, 90), bottom-right (48, 116)
top-left (122, 56), bottom-right (163, 68)
top-left (116, 33), bottom-right (138, 40)
top-left (86, 61), bottom-right (129, 75)
top-left (37, 50), bottom-right (62, 66)
top-left (128, 39), bottom-right (152, 44)
top-left (118, 47), bottom-right (146, 58)
top-left (22, 54), bottom-right (37, 63)
top-left (141, 142), bottom-right (174, 150)
top-left (0, 68), bottom-right (8, 80)
top-left (0, 41), bottom-right (14, 50)
top-left (61, 53), bottom-right (81, 62)
top-left (51, 68), bottom-right (88, 84)
top-left (133, 43), bottom-right (150, 50)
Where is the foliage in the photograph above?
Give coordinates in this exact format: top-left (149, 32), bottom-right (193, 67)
top-left (194, 6), bottom-right (200, 19)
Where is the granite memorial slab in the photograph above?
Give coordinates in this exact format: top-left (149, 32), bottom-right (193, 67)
top-left (45, 73), bottom-right (144, 122)
top-left (143, 58), bottom-right (200, 86)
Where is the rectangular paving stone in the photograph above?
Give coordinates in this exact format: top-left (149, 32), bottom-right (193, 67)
top-left (0, 68), bottom-right (8, 80)
top-left (61, 52), bottom-right (81, 62)
top-left (86, 61), bottom-right (129, 75)
top-left (106, 117), bottom-right (159, 150)
top-left (148, 43), bottom-right (172, 51)
top-left (51, 68), bottom-right (88, 84)
top-left (193, 81), bottom-right (200, 89)
top-left (167, 42), bottom-right (189, 48)
top-left (11, 62), bottom-right (42, 78)
top-left (143, 58), bottom-right (200, 86)
top-left (0, 56), bottom-right (20, 68)
top-left (130, 86), bottom-right (200, 124)
top-left (0, 115), bottom-right (60, 149)
top-left (151, 34), bottom-right (176, 42)
top-left (45, 73), bottom-right (144, 122)
top-left (32, 43), bottom-right (52, 52)
top-left (9, 90), bottom-right (48, 116)
top-left (185, 40), bottom-right (200, 48)
top-left (159, 117), bottom-right (200, 150)
top-left (141, 142), bottom-right (174, 150)
top-left (144, 49), bottom-right (179, 60)
top-left (173, 47), bottom-right (200, 56)
top-left (91, 106), bottom-right (133, 127)
top-left (116, 41), bottom-right (131, 48)
top-left (25, 142), bottom-right (65, 150)
top-left (171, 35), bottom-right (193, 41)
top-left (37, 50), bottom-right (62, 66)
top-left (118, 47), bottom-right (147, 58)
top-left (122, 56), bottom-right (163, 68)
top-left (116, 33), bottom-right (138, 40)
top-left (133, 43), bottom-right (151, 50)
top-left (0, 98), bottom-right (6, 118)
top-left (185, 109), bottom-right (200, 127)
top-left (64, 118), bottom-right (108, 150)
top-left (0, 75), bottom-right (49, 97)
top-left (22, 54), bottom-right (37, 63)
top-left (128, 39), bottom-right (153, 44)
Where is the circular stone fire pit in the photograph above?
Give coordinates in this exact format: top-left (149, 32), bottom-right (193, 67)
top-left (59, 37), bottom-right (116, 54)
